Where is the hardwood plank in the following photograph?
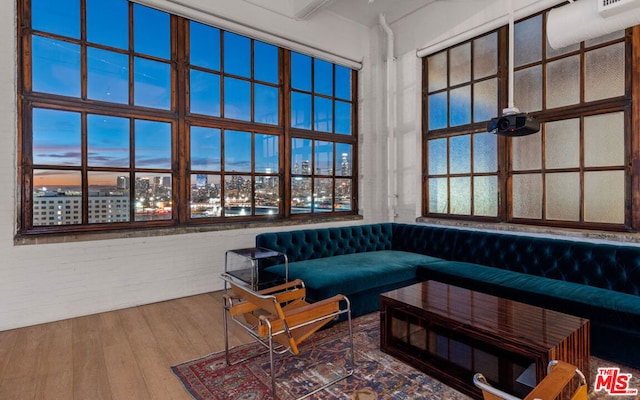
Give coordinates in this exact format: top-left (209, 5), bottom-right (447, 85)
top-left (33, 320), bottom-right (74, 400)
top-left (72, 313), bottom-right (112, 400)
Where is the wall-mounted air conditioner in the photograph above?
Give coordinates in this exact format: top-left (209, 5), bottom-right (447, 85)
top-left (599, 0), bottom-right (640, 17)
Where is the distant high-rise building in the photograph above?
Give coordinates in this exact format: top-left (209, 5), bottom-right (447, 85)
top-left (301, 160), bottom-right (310, 175)
top-left (117, 176), bottom-right (130, 190)
top-left (196, 174), bottom-right (208, 188)
top-left (341, 153), bottom-right (350, 175)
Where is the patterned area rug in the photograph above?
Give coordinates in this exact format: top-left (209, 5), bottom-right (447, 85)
top-left (172, 313), bottom-right (640, 400)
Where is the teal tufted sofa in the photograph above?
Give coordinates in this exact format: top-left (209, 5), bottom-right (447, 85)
top-left (255, 223), bottom-right (640, 367)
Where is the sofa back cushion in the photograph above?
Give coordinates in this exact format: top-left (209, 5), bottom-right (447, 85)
top-left (255, 223), bottom-right (393, 262)
top-left (392, 223), bottom-right (458, 260)
top-left (451, 229), bottom-right (640, 296)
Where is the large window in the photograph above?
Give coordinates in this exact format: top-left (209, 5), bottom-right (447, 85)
top-left (18, 0), bottom-right (358, 235)
top-left (423, 10), bottom-right (633, 231)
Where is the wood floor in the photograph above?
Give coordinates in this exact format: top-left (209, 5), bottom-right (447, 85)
top-left (0, 291), bottom-right (252, 400)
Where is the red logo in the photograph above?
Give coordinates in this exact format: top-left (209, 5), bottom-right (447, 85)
top-left (595, 367), bottom-right (638, 396)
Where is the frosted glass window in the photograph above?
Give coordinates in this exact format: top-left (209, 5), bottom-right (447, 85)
top-left (474, 176), bottom-right (498, 217)
top-left (585, 42), bottom-right (625, 102)
top-left (450, 177), bottom-right (471, 215)
top-left (429, 92), bottom-right (448, 130)
top-left (428, 52), bottom-right (447, 92)
top-left (546, 56), bottom-right (580, 109)
top-left (584, 171), bottom-right (624, 224)
top-left (585, 30), bottom-right (624, 47)
top-left (515, 15), bottom-right (542, 68)
top-left (512, 133), bottom-right (541, 171)
top-left (450, 86), bottom-right (471, 126)
top-left (450, 135), bottom-right (471, 174)
top-left (429, 178), bottom-right (448, 213)
top-left (514, 66), bottom-right (542, 112)
top-left (449, 43), bottom-right (470, 86)
top-left (546, 172), bottom-right (580, 221)
top-left (545, 119), bottom-right (580, 169)
top-left (584, 112), bottom-right (624, 167)
top-left (473, 79), bottom-right (497, 122)
top-left (473, 133), bottom-right (497, 173)
top-left (512, 174), bottom-right (542, 219)
top-left (428, 138), bottom-right (448, 175)
top-left (474, 32), bottom-right (497, 79)
top-left (546, 39), bottom-right (579, 59)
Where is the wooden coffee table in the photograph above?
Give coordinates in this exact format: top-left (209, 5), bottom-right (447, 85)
top-left (380, 281), bottom-right (590, 399)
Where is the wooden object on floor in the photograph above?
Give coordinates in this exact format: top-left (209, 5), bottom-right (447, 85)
top-left (474, 359), bottom-right (588, 400)
top-left (380, 281), bottom-right (590, 400)
top-left (222, 274), bottom-right (355, 400)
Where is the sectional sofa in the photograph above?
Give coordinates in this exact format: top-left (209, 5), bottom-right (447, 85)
top-left (255, 222), bottom-right (640, 368)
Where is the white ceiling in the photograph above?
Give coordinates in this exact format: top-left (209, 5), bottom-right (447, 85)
top-left (322, 0), bottom-right (439, 27)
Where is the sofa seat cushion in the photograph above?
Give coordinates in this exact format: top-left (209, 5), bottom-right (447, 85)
top-left (265, 250), bottom-right (444, 300)
top-left (418, 261), bottom-right (640, 330)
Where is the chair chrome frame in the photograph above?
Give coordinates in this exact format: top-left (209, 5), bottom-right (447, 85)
top-left (221, 273), bottom-right (355, 399)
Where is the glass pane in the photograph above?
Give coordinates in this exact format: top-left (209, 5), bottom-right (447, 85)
top-left (255, 134), bottom-right (278, 173)
top-left (335, 178), bottom-right (352, 210)
top-left (428, 51), bottom-right (447, 92)
top-left (428, 92), bottom-right (447, 130)
top-left (450, 177), bottom-right (471, 215)
top-left (87, 0), bottom-right (128, 49)
top-left (473, 79), bottom-right (497, 122)
top-left (223, 32), bottom-right (250, 78)
top-left (291, 92), bottom-right (311, 129)
top-left (190, 22), bottom-right (220, 71)
top-left (314, 178), bottom-right (333, 212)
top-left (133, 5), bottom-right (169, 59)
top-left (429, 178), bottom-right (448, 213)
top-left (314, 96), bottom-right (333, 132)
top-left (134, 58), bottom-right (171, 109)
top-left (585, 171), bottom-right (624, 224)
top-left (291, 177), bottom-right (312, 213)
top-left (545, 119), bottom-right (580, 169)
top-left (32, 0), bottom-right (79, 38)
top-left (134, 120), bottom-right (171, 169)
top-left (190, 127), bottom-right (221, 171)
top-left (255, 176), bottom-right (279, 215)
top-left (32, 36), bottom-right (80, 97)
top-left (87, 48), bottom-right (129, 104)
top-left (335, 65), bottom-right (351, 100)
top-left (190, 174), bottom-right (221, 218)
top-left (474, 32), bottom-right (497, 79)
top-left (514, 66), bottom-right (542, 113)
top-left (585, 30), bottom-right (624, 47)
top-left (190, 70), bottom-right (221, 116)
top-left (515, 15), bottom-right (542, 67)
top-left (474, 175), bottom-right (498, 217)
top-left (585, 42), bottom-right (625, 102)
top-left (224, 130), bottom-right (251, 172)
top-left (88, 171), bottom-right (130, 224)
top-left (291, 52), bottom-right (311, 91)
top-left (33, 109), bottom-right (81, 166)
top-left (224, 175), bottom-right (252, 216)
top-left (449, 42), bottom-right (470, 86)
top-left (292, 138), bottom-right (312, 175)
top-left (254, 84), bottom-right (279, 125)
top-left (546, 172), bottom-right (580, 221)
top-left (428, 138), bottom-right (447, 175)
top-left (335, 101), bottom-right (351, 135)
top-left (584, 112), bottom-right (624, 167)
top-left (224, 77), bottom-right (251, 121)
top-left (314, 58), bottom-right (333, 96)
top-left (512, 173), bottom-right (542, 219)
top-left (336, 143), bottom-right (352, 176)
top-left (134, 173), bottom-right (172, 221)
top-left (450, 135), bottom-right (470, 174)
top-left (32, 170), bottom-right (82, 226)
top-left (546, 56), bottom-right (580, 109)
top-left (512, 132), bottom-right (541, 171)
top-left (314, 141), bottom-right (333, 175)
top-left (473, 133), bottom-right (497, 173)
top-left (450, 86), bottom-right (471, 126)
top-left (254, 41), bottom-right (278, 83)
top-left (87, 115), bottom-right (129, 168)
top-left (546, 39), bottom-right (579, 59)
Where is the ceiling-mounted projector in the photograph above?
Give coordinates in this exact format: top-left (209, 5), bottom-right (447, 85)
top-left (487, 112), bottom-right (540, 137)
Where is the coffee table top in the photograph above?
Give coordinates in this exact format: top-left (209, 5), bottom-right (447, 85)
top-left (381, 281), bottom-right (589, 349)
